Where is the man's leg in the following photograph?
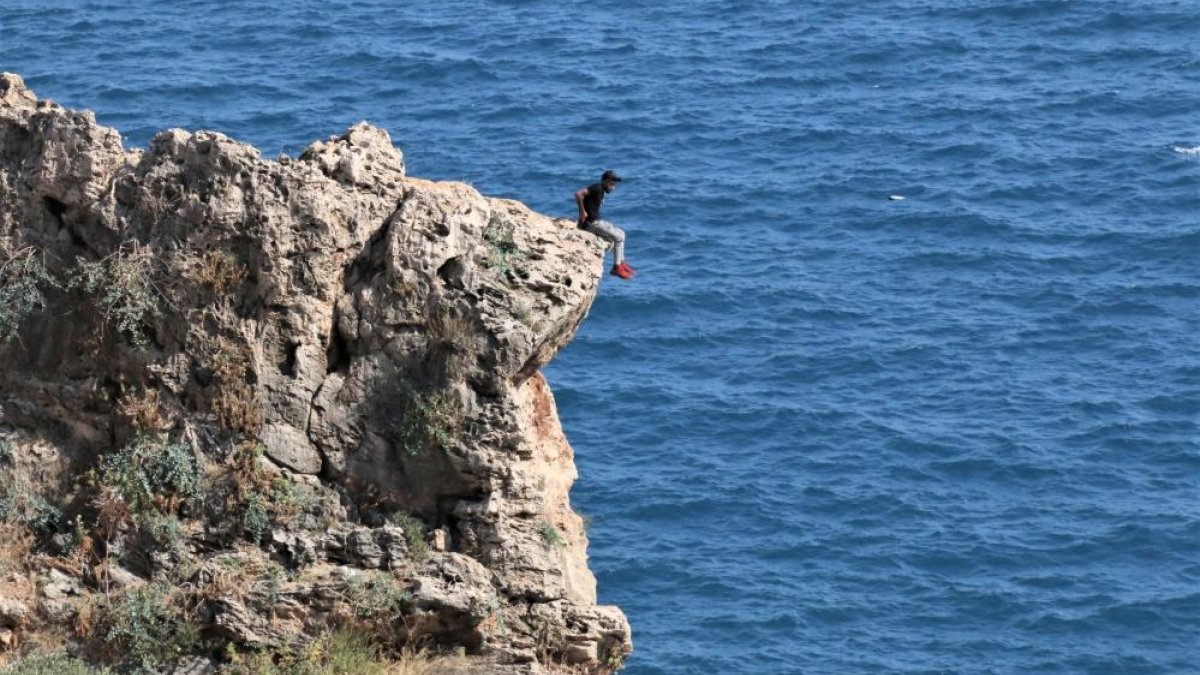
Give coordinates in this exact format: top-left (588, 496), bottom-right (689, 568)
top-left (585, 220), bottom-right (626, 265)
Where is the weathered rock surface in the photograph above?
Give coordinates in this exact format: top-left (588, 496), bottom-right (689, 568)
top-left (0, 72), bottom-right (630, 671)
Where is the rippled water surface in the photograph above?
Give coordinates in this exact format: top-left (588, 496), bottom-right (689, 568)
top-left (4, 1), bottom-right (1198, 672)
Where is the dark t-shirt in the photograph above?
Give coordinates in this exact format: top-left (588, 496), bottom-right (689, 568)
top-left (582, 182), bottom-right (605, 224)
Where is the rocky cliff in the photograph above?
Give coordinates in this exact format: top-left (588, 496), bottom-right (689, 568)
top-left (0, 73), bottom-right (630, 673)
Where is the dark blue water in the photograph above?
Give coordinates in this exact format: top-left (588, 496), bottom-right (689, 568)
top-left (4, 1), bottom-right (1198, 672)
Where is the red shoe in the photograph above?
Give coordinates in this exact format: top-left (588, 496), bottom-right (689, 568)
top-left (610, 262), bottom-right (634, 279)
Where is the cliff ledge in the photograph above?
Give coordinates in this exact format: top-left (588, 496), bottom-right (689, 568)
top-left (0, 72), bottom-right (630, 673)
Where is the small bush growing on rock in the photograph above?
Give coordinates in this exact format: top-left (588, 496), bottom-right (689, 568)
top-left (0, 245), bottom-right (58, 343)
top-left (67, 242), bottom-right (161, 349)
top-left (140, 512), bottom-right (187, 556)
top-left (0, 521), bottom-right (34, 574)
top-left (224, 627), bottom-right (457, 675)
top-left (208, 443), bottom-right (330, 544)
top-left (321, 629), bottom-right (387, 675)
top-left (0, 481), bottom-right (61, 534)
top-left (184, 549), bottom-right (282, 610)
top-left (94, 582), bottom-right (198, 673)
top-left (425, 308), bottom-right (476, 380)
top-left (240, 491), bottom-right (272, 544)
top-left (399, 391), bottom-right (462, 457)
top-left (537, 520), bottom-right (566, 548)
top-left (115, 387), bottom-right (169, 432)
top-left (512, 300), bottom-right (534, 327)
top-left (98, 435), bottom-right (202, 516)
top-left (242, 478), bottom-right (328, 542)
top-left (343, 571), bottom-right (411, 623)
top-left (237, 477), bottom-right (328, 543)
top-left (387, 512), bottom-right (430, 563)
top-left (0, 652), bottom-right (111, 675)
top-left (187, 249), bottom-right (246, 294)
top-left (427, 311), bottom-right (474, 355)
top-left (265, 476), bottom-right (327, 530)
top-left (207, 338), bottom-right (263, 436)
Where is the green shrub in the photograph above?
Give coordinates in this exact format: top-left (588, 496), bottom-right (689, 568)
top-left (0, 652), bottom-right (110, 674)
top-left (67, 243), bottom-right (161, 349)
top-left (343, 571), bottom-right (411, 622)
top-left (537, 520), bottom-right (566, 548)
top-left (99, 435), bottom-right (202, 515)
top-left (0, 246), bottom-right (58, 343)
top-left (223, 628), bottom-right (397, 675)
top-left (266, 477), bottom-right (327, 530)
top-left (241, 476), bottom-right (327, 544)
top-left (141, 512), bottom-right (186, 554)
top-left (322, 628), bottom-right (389, 675)
top-left (241, 491), bottom-right (271, 544)
top-left (0, 481), bottom-right (60, 533)
top-left (100, 583), bottom-right (199, 673)
top-left (387, 512), bottom-right (430, 563)
top-left (399, 391), bottom-right (461, 457)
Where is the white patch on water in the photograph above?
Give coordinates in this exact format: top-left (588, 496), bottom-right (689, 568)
top-left (1171, 145), bottom-right (1200, 157)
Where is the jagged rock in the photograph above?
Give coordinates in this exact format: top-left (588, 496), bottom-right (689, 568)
top-left (411, 553), bottom-right (495, 620)
top-left (267, 529), bottom-right (320, 567)
top-left (0, 73), bottom-right (631, 671)
top-left (375, 525), bottom-right (412, 570)
top-left (0, 74), bottom-right (35, 106)
top-left (39, 569), bottom-right (82, 601)
top-left (0, 598), bottom-right (28, 628)
top-left (37, 569), bottom-right (83, 623)
top-left (299, 122), bottom-right (406, 190)
top-left (101, 565), bottom-right (143, 591)
top-left (207, 597), bottom-right (277, 649)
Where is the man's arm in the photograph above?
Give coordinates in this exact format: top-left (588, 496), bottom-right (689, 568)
top-left (574, 187), bottom-right (589, 225)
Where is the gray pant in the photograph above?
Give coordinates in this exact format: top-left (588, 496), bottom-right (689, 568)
top-left (583, 219), bottom-right (626, 265)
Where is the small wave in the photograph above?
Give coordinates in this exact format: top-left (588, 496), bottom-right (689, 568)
top-left (1171, 145), bottom-right (1200, 157)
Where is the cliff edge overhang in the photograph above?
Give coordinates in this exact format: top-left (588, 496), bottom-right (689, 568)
top-left (0, 73), bottom-right (629, 673)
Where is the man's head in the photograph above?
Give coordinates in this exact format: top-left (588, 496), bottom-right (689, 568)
top-left (601, 170), bottom-right (622, 192)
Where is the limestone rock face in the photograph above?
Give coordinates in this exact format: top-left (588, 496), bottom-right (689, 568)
top-left (0, 73), bottom-right (629, 671)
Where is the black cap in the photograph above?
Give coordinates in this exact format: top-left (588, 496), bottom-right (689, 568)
top-left (601, 170), bottom-right (623, 182)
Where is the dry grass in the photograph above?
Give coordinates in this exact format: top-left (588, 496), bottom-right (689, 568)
top-left (115, 387), bottom-right (168, 432)
top-left (425, 307), bottom-right (476, 382)
top-left (71, 593), bottom-right (103, 641)
top-left (209, 339), bottom-right (263, 436)
top-left (0, 521), bottom-right (34, 575)
top-left (185, 547), bottom-right (284, 608)
top-left (226, 628), bottom-right (477, 675)
top-left (383, 645), bottom-right (474, 675)
top-left (188, 249), bottom-right (247, 294)
top-left (426, 310), bottom-right (474, 355)
top-left (0, 523), bottom-right (77, 665)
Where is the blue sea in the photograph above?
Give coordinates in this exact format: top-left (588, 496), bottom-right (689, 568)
top-left (3, 1), bottom-right (1198, 672)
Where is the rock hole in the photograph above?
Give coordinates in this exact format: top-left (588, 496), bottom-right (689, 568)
top-left (42, 196), bottom-right (67, 227)
top-left (100, 376), bottom-right (121, 405)
top-left (436, 256), bottom-right (465, 290)
top-left (280, 341), bottom-right (300, 378)
top-left (326, 329), bottom-right (350, 374)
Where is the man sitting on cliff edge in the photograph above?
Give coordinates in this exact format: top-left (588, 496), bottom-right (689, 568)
top-left (575, 170), bottom-right (634, 280)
